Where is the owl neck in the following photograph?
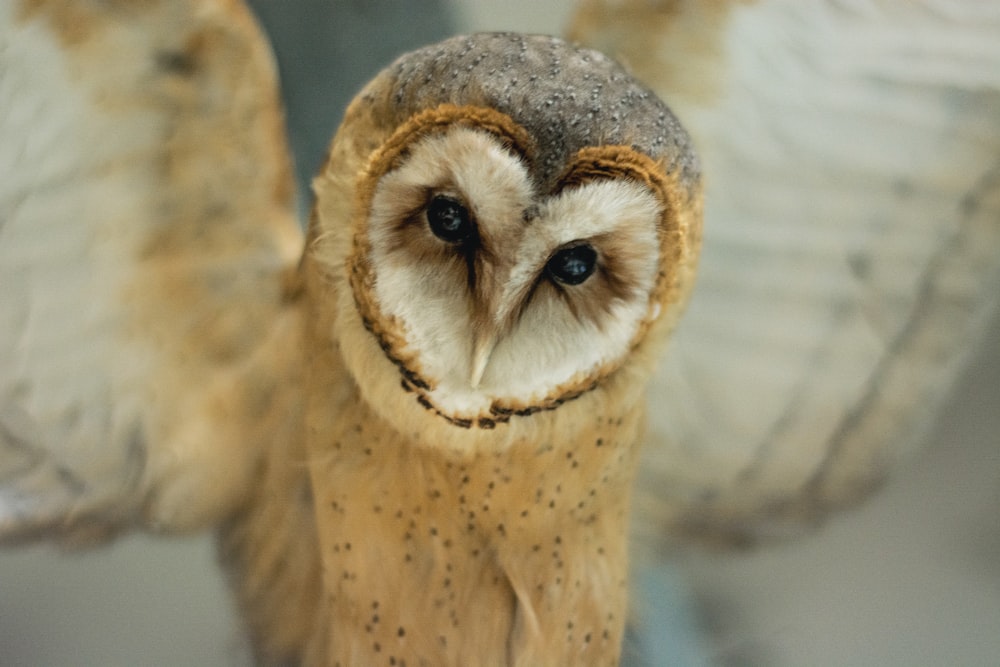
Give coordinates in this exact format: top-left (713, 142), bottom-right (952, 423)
top-left (305, 377), bottom-right (645, 666)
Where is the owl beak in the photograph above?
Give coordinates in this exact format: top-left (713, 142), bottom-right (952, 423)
top-left (468, 257), bottom-right (533, 389)
top-left (469, 298), bottom-right (522, 389)
top-left (469, 334), bottom-right (496, 389)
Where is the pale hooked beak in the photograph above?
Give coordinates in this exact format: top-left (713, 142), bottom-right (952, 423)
top-left (469, 332), bottom-right (497, 389)
top-left (468, 283), bottom-right (525, 389)
top-left (466, 241), bottom-right (538, 389)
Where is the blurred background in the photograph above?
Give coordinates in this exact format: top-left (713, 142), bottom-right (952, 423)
top-left (1, 2), bottom-right (997, 665)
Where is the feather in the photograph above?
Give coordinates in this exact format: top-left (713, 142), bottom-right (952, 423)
top-left (0, 0), bottom-right (302, 544)
top-left (3, 0), bottom-right (998, 663)
top-left (569, 0), bottom-right (1000, 545)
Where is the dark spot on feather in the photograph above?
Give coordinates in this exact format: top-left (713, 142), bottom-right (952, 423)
top-left (156, 50), bottom-right (196, 76)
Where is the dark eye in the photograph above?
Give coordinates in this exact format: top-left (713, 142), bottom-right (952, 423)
top-left (426, 195), bottom-right (473, 243)
top-left (546, 244), bottom-right (598, 286)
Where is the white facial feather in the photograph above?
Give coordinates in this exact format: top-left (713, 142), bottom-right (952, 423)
top-left (486, 180), bottom-right (661, 395)
top-left (366, 127), bottom-right (662, 419)
top-left (368, 127), bottom-right (535, 408)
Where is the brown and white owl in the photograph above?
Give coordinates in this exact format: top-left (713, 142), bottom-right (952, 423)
top-left (2, 1), bottom-right (998, 665)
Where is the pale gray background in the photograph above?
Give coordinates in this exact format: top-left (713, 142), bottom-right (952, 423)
top-left (2, 3), bottom-right (997, 665)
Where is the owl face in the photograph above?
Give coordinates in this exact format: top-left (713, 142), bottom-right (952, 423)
top-left (352, 106), bottom-right (668, 427)
top-left (315, 34), bottom-right (701, 432)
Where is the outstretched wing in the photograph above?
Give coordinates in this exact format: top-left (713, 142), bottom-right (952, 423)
top-left (0, 0), bottom-right (303, 545)
top-left (571, 0), bottom-right (1000, 545)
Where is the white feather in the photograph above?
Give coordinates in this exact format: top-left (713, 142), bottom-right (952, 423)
top-left (625, 0), bottom-right (1000, 538)
top-left (0, 0), bottom-right (302, 542)
top-left (0, 3), bottom-right (153, 538)
top-left (368, 127), bottom-right (661, 418)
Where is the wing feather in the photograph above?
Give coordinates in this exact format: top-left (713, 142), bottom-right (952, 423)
top-left (0, 0), bottom-right (303, 544)
top-left (572, 0), bottom-right (1000, 545)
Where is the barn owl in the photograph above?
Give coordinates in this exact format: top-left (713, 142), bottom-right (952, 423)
top-left (2, 1), bottom-right (998, 666)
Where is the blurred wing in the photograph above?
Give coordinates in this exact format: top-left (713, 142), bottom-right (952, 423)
top-left (571, 0), bottom-right (1000, 545)
top-left (0, 0), bottom-right (303, 544)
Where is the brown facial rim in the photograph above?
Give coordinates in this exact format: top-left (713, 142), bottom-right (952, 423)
top-left (348, 104), bottom-right (689, 429)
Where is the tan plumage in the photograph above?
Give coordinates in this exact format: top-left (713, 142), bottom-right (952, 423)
top-left (221, 33), bottom-right (701, 664)
top-left (3, 0), bottom-right (999, 665)
top-left (3, 3), bottom-right (702, 663)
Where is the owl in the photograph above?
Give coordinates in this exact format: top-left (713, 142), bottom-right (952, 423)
top-left (1, 2), bottom-right (700, 663)
top-left (2, 1), bottom-right (999, 665)
top-left (220, 27), bottom-right (703, 664)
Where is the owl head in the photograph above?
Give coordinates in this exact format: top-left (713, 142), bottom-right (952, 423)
top-left (310, 34), bottom-right (701, 442)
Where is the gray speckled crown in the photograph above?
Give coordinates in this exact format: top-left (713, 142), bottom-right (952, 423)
top-left (378, 33), bottom-right (700, 192)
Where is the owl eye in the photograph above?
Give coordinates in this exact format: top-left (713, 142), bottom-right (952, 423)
top-left (426, 195), bottom-right (473, 244)
top-left (546, 244), bottom-right (598, 286)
